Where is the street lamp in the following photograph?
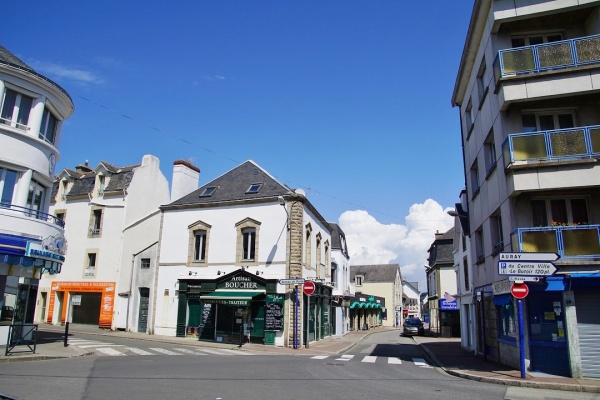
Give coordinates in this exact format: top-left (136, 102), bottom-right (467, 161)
top-left (278, 195), bottom-right (298, 349)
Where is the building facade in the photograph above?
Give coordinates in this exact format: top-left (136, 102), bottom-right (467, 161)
top-left (37, 155), bottom-right (171, 332)
top-left (426, 229), bottom-right (460, 338)
top-left (0, 46), bottom-right (73, 344)
top-left (328, 223), bottom-right (354, 336)
top-left (154, 160), bottom-right (334, 347)
top-left (452, 0), bottom-right (600, 378)
top-left (349, 264), bottom-right (402, 328)
top-left (402, 281), bottom-right (421, 322)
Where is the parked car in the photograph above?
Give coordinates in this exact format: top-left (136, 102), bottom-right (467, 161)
top-left (1, 306), bottom-right (14, 321)
top-left (403, 318), bottom-right (424, 336)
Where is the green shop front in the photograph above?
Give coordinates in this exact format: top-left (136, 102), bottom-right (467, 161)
top-left (349, 294), bottom-right (385, 331)
top-left (303, 283), bottom-right (333, 344)
top-left (176, 270), bottom-right (283, 345)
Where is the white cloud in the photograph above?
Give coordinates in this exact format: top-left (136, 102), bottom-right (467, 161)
top-left (338, 199), bottom-right (454, 292)
top-left (29, 60), bottom-right (103, 85)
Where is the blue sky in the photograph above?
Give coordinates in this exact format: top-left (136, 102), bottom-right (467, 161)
top-left (6, 2), bottom-right (474, 286)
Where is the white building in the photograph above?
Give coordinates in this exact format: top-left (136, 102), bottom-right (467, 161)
top-left (452, 0), bottom-right (600, 378)
top-left (402, 281), bottom-right (420, 321)
top-left (328, 223), bottom-right (354, 336)
top-left (37, 155), bottom-right (173, 332)
top-left (154, 160), bottom-right (333, 347)
top-left (0, 46), bottom-right (73, 344)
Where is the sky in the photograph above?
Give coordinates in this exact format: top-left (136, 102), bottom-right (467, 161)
top-left (5, 1), bottom-right (474, 291)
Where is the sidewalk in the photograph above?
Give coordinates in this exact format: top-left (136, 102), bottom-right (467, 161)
top-left (2, 324), bottom-right (600, 393)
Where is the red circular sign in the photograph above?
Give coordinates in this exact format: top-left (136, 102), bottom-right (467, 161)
top-left (303, 281), bottom-right (315, 295)
top-left (511, 283), bottom-right (529, 299)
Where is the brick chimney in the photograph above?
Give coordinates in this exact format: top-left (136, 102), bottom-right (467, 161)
top-left (171, 159), bottom-right (200, 202)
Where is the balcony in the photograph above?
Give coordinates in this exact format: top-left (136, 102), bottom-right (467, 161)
top-left (494, 34), bottom-right (600, 79)
top-left (511, 225), bottom-right (600, 260)
top-left (0, 203), bottom-right (64, 228)
top-left (503, 125), bottom-right (600, 168)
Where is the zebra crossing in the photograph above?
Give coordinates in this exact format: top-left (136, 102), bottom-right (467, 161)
top-left (310, 354), bottom-right (433, 367)
top-left (68, 338), bottom-right (256, 357)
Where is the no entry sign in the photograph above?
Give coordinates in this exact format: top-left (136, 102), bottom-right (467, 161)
top-left (511, 283), bottom-right (529, 299)
top-left (303, 281), bottom-right (315, 295)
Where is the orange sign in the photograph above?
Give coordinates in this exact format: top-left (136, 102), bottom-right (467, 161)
top-left (47, 281), bottom-right (115, 328)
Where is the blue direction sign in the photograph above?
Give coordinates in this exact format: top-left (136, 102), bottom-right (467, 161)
top-left (499, 261), bottom-right (558, 276)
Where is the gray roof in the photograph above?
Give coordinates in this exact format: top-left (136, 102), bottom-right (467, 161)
top-left (350, 264), bottom-right (401, 282)
top-left (167, 160), bottom-right (291, 206)
top-left (427, 227), bottom-right (455, 266)
top-left (328, 223), bottom-right (348, 256)
top-left (0, 46), bottom-right (35, 72)
top-left (53, 161), bottom-right (138, 199)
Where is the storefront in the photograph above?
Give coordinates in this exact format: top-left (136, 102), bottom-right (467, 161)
top-left (439, 297), bottom-right (460, 337)
top-left (348, 294), bottom-right (385, 331)
top-left (303, 283), bottom-right (333, 344)
top-left (177, 270), bottom-right (281, 345)
top-left (46, 281), bottom-right (116, 328)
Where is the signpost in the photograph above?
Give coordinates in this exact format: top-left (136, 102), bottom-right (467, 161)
top-left (498, 252), bottom-right (560, 380)
top-left (279, 278), bottom-right (304, 349)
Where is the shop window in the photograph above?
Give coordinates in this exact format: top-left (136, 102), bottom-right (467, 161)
top-left (497, 298), bottom-right (516, 339)
top-left (187, 220), bottom-right (211, 266)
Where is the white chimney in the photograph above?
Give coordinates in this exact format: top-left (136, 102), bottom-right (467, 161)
top-left (171, 160), bottom-right (200, 202)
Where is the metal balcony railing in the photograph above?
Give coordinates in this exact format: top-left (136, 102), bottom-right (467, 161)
top-left (494, 34), bottom-right (600, 78)
top-left (0, 202), bottom-right (64, 228)
top-left (502, 125), bottom-right (600, 167)
top-left (511, 224), bottom-right (600, 260)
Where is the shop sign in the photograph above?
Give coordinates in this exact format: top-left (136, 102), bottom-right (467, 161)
top-left (25, 241), bottom-right (65, 262)
top-left (493, 279), bottom-right (511, 295)
top-left (219, 275), bottom-right (260, 290)
top-left (266, 294), bottom-right (284, 303)
top-left (439, 298), bottom-right (458, 310)
top-left (203, 299), bottom-right (250, 306)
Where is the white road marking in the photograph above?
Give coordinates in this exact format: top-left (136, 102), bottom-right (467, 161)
top-left (335, 354), bottom-right (354, 361)
top-left (124, 347), bottom-right (155, 356)
top-left (388, 357), bottom-right (403, 364)
top-left (149, 348), bottom-right (181, 355)
top-left (362, 356), bottom-right (377, 363)
top-left (200, 348), bottom-right (233, 356)
top-left (95, 347), bottom-right (126, 356)
top-left (311, 355), bottom-right (329, 360)
top-left (77, 344), bottom-right (125, 348)
top-left (412, 358), bottom-right (432, 368)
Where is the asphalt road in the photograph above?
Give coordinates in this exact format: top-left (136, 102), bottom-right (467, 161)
top-left (0, 329), bottom-right (587, 400)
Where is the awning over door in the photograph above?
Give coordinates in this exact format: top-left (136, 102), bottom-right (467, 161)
top-left (200, 290), bottom-right (265, 305)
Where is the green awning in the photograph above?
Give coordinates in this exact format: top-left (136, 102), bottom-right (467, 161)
top-left (200, 290), bottom-right (265, 306)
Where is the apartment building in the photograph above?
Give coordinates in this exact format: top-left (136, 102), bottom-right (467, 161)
top-left (452, 0), bottom-right (600, 378)
top-left (0, 46), bottom-right (73, 345)
top-left (38, 155), bottom-right (172, 332)
top-left (328, 222), bottom-right (354, 336)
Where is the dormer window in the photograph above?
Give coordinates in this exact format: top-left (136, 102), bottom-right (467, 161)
top-left (355, 275), bottom-right (364, 287)
top-left (246, 183), bottom-right (262, 194)
top-left (98, 175), bottom-right (105, 195)
top-left (200, 186), bottom-right (217, 197)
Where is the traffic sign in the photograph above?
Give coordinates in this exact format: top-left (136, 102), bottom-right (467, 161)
top-left (511, 283), bottom-right (529, 299)
top-left (509, 276), bottom-right (540, 282)
top-left (303, 281), bottom-right (315, 295)
top-left (279, 278), bottom-right (305, 285)
top-left (499, 252), bottom-right (559, 261)
top-left (499, 261), bottom-right (557, 276)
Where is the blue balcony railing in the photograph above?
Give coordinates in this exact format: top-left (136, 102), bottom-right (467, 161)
top-left (0, 202), bottom-right (65, 228)
top-left (494, 34), bottom-right (600, 78)
top-left (511, 225), bottom-right (600, 260)
top-left (502, 125), bottom-right (600, 167)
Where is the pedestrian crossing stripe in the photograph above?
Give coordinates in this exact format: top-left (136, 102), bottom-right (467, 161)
top-left (95, 348), bottom-right (127, 356)
top-left (124, 347), bottom-right (155, 356)
top-left (412, 358), bottom-right (433, 368)
top-left (335, 354), bottom-right (354, 361)
top-left (149, 348), bottom-right (181, 355)
top-left (388, 357), bottom-right (402, 364)
top-left (362, 356), bottom-right (377, 363)
top-left (310, 355), bottom-right (431, 367)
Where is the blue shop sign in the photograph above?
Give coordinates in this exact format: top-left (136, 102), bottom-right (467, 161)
top-left (439, 298), bottom-right (458, 311)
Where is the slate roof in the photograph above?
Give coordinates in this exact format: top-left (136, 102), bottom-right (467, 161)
top-left (427, 227), bottom-right (455, 266)
top-left (350, 264), bottom-right (401, 283)
top-left (329, 223), bottom-right (348, 256)
top-left (0, 45), bottom-right (72, 104)
top-left (167, 160), bottom-right (291, 206)
top-left (53, 161), bottom-right (138, 199)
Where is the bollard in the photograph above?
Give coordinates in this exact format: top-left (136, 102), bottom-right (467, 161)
top-left (64, 322), bottom-right (69, 347)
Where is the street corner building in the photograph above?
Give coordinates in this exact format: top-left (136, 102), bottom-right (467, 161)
top-left (0, 45), bottom-right (74, 345)
top-left (452, 0), bottom-right (600, 379)
top-left (153, 160), bottom-right (339, 348)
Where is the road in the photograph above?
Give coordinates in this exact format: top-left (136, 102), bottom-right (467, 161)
top-left (0, 329), bottom-right (587, 400)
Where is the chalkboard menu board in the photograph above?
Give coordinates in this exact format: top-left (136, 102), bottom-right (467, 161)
top-left (265, 302), bottom-right (283, 331)
top-left (198, 303), bottom-right (216, 340)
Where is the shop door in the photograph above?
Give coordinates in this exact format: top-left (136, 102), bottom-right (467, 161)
top-left (575, 292), bottom-right (600, 378)
top-left (528, 292), bottom-right (570, 376)
top-left (250, 303), bottom-right (265, 343)
top-left (138, 288), bottom-right (149, 332)
top-left (72, 293), bottom-right (102, 325)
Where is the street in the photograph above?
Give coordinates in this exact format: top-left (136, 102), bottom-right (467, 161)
top-left (0, 329), bottom-right (589, 400)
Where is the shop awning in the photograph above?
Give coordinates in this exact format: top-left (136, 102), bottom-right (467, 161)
top-left (200, 290), bottom-right (265, 305)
